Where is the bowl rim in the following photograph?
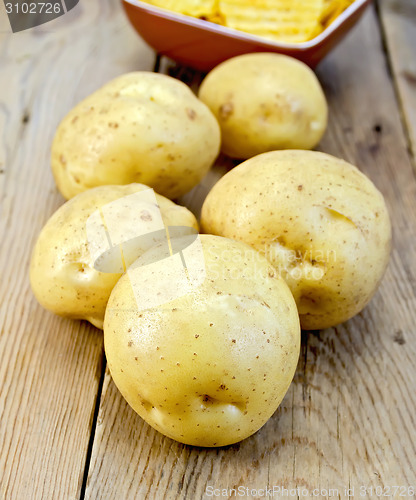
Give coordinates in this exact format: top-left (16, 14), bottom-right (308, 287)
top-left (122, 0), bottom-right (370, 50)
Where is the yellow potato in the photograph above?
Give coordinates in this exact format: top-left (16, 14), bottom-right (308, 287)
top-left (30, 184), bottom-right (198, 329)
top-left (198, 53), bottom-right (328, 159)
top-left (104, 234), bottom-right (300, 446)
top-left (201, 151), bottom-right (391, 330)
top-left (51, 72), bottom-right (220, 200)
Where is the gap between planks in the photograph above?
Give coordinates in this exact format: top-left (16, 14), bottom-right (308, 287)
top-left (375, 0), bottom-right (416, 171)
top-left (77, 50), bottom-right (162, 500)
top-left (79, 348), bottom-right (107, 500)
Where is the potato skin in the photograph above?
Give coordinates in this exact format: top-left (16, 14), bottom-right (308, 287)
top-left (201, 151), bottom-right (392, 330)
top-left (198, 53), bottom-right (327, 159)
top-left (30, 184), bottom-right (198, 329)
top-left (51, 72), bottom-right (220, 200)
top-left (104, 234), bottom-right (300, 447)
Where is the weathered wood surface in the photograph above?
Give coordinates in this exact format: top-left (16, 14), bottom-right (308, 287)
top-left (378, 0), bottom-right (416, 165)
top-left (1, 1), bottom-right (415, 499)
top-left (0, 2), bottom-right (154, 499)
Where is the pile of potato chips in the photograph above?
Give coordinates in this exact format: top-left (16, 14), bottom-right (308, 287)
top-left (144, 0), bottom-right (355, 43)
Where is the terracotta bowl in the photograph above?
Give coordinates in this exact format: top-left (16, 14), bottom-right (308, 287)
top-left (122, 0), bottom-right (372, 71)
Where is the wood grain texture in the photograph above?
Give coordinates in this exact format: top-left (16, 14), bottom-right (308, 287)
top-left (0, 2), bottom-right (154, 499)
top-left (377, 0), bottom-right (416, 165)
top-left (84, 7), bottom-right (416, 500)
top-left (2, 1), bottom-right (416, 499)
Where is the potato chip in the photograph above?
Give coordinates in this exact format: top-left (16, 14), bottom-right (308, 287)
top-left (142, 0), bottom-right (356, 44)
top-left (320, 0), bottom-right (353, 28)
top-left (146, 0), bottom-right (216, 19)
top-left (218, 0), bottom-right (325, 43)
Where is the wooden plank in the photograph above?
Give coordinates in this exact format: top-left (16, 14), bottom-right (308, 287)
top-left (85, 7), bottom-right (416, 499)
top-left (0, 2), bottom-right (155, 499)
top-left (377, 0), bottom-right (416, 165)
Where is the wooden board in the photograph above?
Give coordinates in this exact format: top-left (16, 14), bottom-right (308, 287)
top-left (84, 7), bottom-right (416, 500)
top-left (378, 0), bottom-right (416, 166)
top-left (0, 3), bottom-right (154, 499)
top-left (1, 1), bottom-right (416, 499)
